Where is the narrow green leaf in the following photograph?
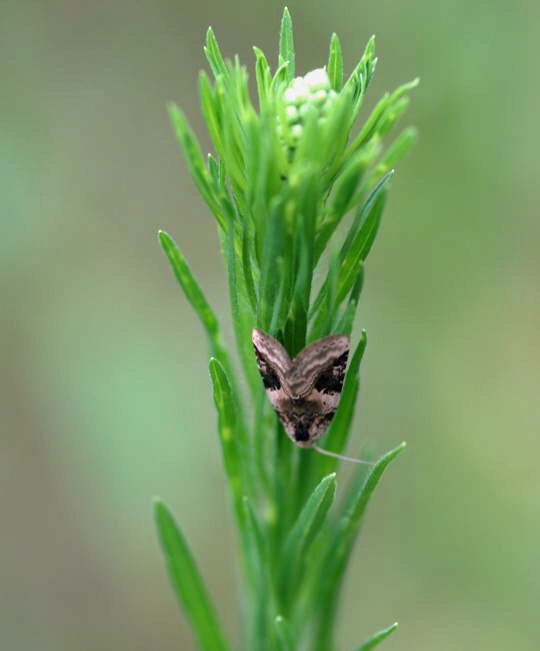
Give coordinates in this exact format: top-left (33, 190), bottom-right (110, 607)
top-left (199, 71), bottom-right (224, 159)
top-left (243, 497), bottom-right (273, 651)
top-left (327, 33), bottom-right (344, 90)
top-left (241, 227), bottom-right (258, 314)
top-left (280, 473), bottom-right (337, 603)
top-left (334, 298), bottom-right (358, 337)
top-left (310, 173), bottom-right (390, 324)
top-left (309, 242), bottom-right (340, 341)
top-left (279, 7), bottom-right (295, 80)
top-left (374, 127), bottom-right (418, 175)
top-left (341, 442), bottom-right (406, 538)
top-left (335, 179), bottom-right (390, 304)
top-left (347, 92), bottom-right (389, 155)
top-left (349, 77), bottom-right (418, 154)
top-left (313, 443), bottom-right (406, 651)
top-left (275, 615), bottom-right (295, 651)
top-left (154, 500), bottom-right (229, 651)
top-left (205, 27), bottom-right (228, 79)
top-left (253, 46), bottom-right (271, 107)
top-left (207, 153), bottom-right (220, 184)
top-left (271, 59), bottom-right (292, 90)
top-left (341, 171), bottom-right (393, 260)
top-left (159, 230), bottom-right (219, 341)
top-left (333, 266), bottom-right (364, 335)
top-left (221, 222), bottom-right (260, 400)
top-left (269, 257), bottom-right (288, 335)
top-left (314, 149), bottom-right (372, 263)
top-left (258, 205), bottom-right (285, 330)
top-left (209, 358), bottom-right (245, 511)
top-left (316, 85), bottom-right (355, 175)
top-left (378, 96), bottom-right (410, 137)
top-left (160, 229), bottom-right (251, 458)
top-left (344, 34), bottom-right (376, 97)
top-left (355, 622), bottom-right (399, 651)
top-left (330, 150), bottom-right (371, 221)
top-left (168, 104), bottom-right (227, 230)
top-left (242, 496), bottom-right (266, 575)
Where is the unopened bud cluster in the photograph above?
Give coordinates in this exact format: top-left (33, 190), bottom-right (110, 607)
top-left (279, 68), bottom-right (338, 149)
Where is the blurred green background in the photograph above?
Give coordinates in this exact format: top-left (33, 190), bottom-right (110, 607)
top-left (2, 1), bottom-right (539, 650)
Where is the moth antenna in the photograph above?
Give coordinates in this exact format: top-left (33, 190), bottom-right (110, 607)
top-left (313, 445), bottom-right (375, 465)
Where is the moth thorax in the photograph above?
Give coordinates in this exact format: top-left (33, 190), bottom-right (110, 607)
top-left (286, 376), bottom-right (311, 399)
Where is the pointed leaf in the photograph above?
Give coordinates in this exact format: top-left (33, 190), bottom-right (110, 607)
top-left (280, 473), bottom-right (337, 603)
top-left (258, 205), bottom-right (285, 330)
top-left (205, 27), bottom-right (228, 79)
top-left (375, 127), bottom-right (418, 175)
top-left (349, 78), bottom-right (418, 153)
top-left (154, 500), bottom-right (229, 651)
top-left (341, 171), bottom-right (393, 260)
top-left (275, 616), bottom-right (295, 651)
top-left (339, 442), bottom-right (406, 551)
top-left (253, 46), bottom-right (271, 106)
top-left (344, 35), bottom-right (376, 99)
top-left (355, 623), bottom-right (399, 651)
top-left (333, 266), bottom-right (364, 335)
top-left (313, 443), bottom-right (406, 650)
top-left (327, 33), bottom-right (344, 90)
top-left (199, 71), bottom-right (224, 159)
top-left (209, 358), bottom-right (244, 499)
top-left (335, 176), bottom-right (391, 304)
top-left (241, 227), bottom-right (258, 314)
top-left (313, 149), bottom-right (372, 264)
top-left (168, 104), bottom-right (227, 229)
top-left (221, 222), bottom-right (260, 400)
top-left (159, 230), bottom-right (219, 340)
top-left (243, 497), bottom-right (274, 649)
top-left (279, 7), bottom-right (295, 80)
top-left (159, 230), bottom-right (239, 382)
top-left (309, 242), bottom-right (340, 341)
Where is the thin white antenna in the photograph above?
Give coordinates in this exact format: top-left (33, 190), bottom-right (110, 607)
top-left (313, 445), bottom-right (375, 465)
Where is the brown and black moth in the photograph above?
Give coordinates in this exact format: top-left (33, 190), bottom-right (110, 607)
top-left (252, 329), bottom-right (372, 464)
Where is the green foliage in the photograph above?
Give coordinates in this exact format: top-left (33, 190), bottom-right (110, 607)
top-left (154, 500), bottom-right (229, 651)
top-left (355, 623), bottom-right (399, 651)
top-left (156, 8), bottom-right (415, 650)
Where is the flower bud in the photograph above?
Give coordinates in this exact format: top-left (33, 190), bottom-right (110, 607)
top-left (281, 67), bottom-right (338, 152)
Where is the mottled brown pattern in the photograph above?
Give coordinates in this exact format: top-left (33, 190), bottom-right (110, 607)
top-left (252, 328), bottom-right (349, 447)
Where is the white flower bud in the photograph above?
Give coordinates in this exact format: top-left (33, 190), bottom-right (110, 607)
top-left (303, 68), bottom-right (330, 90)
top-left (280, 67), bottom-right (337, 155)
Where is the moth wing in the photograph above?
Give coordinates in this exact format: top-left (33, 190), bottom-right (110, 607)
top-left (286, 334), bottom-right (350, 399)
top-left (252, 329), bottom-right (292, 406)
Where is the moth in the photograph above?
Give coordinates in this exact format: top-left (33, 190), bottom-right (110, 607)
top-left (252, 328), bottom-right (372, 464)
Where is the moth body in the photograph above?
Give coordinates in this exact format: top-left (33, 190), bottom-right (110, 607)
top-left (252, 328), bottom-right (349, 448)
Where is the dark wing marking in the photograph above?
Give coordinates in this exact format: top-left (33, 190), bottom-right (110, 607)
top-left (252, 328), bottom-right (292, 407)
top-left (313, 349), bottom-right (348, 394)
top-left (285, 334), bottom-right (349, 398)
top-left (253, 347), bottom-right (281, 389)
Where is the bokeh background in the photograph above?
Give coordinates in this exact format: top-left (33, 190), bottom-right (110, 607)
top-left (2, 1), bottom-right (539, 649)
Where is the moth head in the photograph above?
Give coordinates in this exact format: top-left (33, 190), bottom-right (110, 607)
top-left (280, 407), bottom-right (338, 448)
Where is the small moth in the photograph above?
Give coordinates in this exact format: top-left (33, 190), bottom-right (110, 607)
top-left (252, 328), bottom-right (372, 464)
